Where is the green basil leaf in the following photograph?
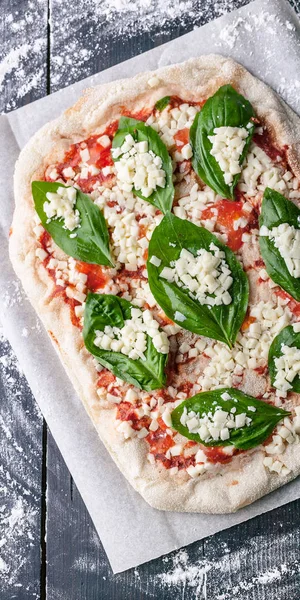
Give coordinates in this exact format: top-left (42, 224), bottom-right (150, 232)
top-left (112, 117), bottom-right (174, 213)
top-left (259, 187), bottom-right (300, 300)
top-left (269, 325), bottom-right (300, 392)
top-left (83, 293), bottom-right (167, 391)
top-left (32, 181), bottom-right (113, 267)
top-left (155, 96), bottom-right (170, 112)
top-left (147, 212), bottom-right (249, 347)
top-left (190, 85), bottom-right (255, 199)
top-left (171, 387), bottom-right (290, 450)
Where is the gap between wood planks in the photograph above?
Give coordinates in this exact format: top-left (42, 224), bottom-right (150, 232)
top-left (40, 3), bottom-right (51, 597)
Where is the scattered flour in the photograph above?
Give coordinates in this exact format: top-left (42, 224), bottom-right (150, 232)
top-left (0, 327), bottom-right (42, 594)
top-left (49, 0), bottom-right (248, 90)
top-left (147, 533), bottom-right (300, 599)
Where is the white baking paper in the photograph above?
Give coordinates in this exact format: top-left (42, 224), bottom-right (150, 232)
top-left (0, 0), bottom-right (300, 574)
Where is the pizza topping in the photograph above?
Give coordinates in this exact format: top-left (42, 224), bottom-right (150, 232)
top-left (171, 388), bottom-right (290, 450)
top-left (260, 222), bottom-right (300, 278)
top-left (147, 213), bottom-right (248, 347)
top-left (83, 293), bottom-right (168, 391)
top-left (155, 96), bottom-right (171, 112)
top-left (180, 404), bottom-right (252, 443)
top-left (259, 188), bottom-right (300, 301)
top-left (268, 325), bottom-right (300, 396)
top-left (112, 117), bottom-right (174, 213)
top-left (111, 134), bottom-right (166, 198)
top-left (190, 85), bottom-right (255, 199)
top-left (273, 344), bottom-right (300, 393)
top-left (32, 181), bottom-right (113, 267)
top-left (160, 243), bottom-right (232, 307)
top-left (208, 126), bottom-right (249, 185)
top-left (44, 185), bottom-right (80, 232)
top-left (146, 102), bottom-right (198, 152)
top-left (263, 410), bottom-right (300, 475)
top-left (198, 297), bottom-right (292, 391)
top-left (94, 306), bottom-right (169, 359)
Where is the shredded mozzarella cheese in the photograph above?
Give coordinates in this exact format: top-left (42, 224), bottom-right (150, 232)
top-left (44, 186), bottom-right (80, 232)
top-left (160, 243), bottom-right (232, 307)
top-left (94, 307), bottom-right (169, 359)
top-left (208, 126), bottom-right (249, 185)
top-left (273, 344), bottom-right (300, 392)
top-left (260, 222), bottom-right (300, 278)
top-left (180, 400), bottom-right (252, 443)
top-left (111, 134), bottom-right (166, 198)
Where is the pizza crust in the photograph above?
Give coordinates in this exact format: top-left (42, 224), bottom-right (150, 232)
top-left (9, 54), bottom-right (300, 513)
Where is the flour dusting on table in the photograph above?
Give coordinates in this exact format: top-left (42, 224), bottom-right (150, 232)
top-left (146, 532), bottom-right (300, 599)
top-left (0, 326), bottom-right (42, 594)
top-left (49, 0), bottom-right (248, 91)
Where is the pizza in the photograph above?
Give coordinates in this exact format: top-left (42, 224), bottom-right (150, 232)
top-left (9, 55), bottom-right (300, 513)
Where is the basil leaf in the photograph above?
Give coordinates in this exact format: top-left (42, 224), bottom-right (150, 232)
top-left (190, 85), bottom-right (255, 199)
top-left (147, 212), bottom-right (249, 347)
top-left (83, 293), bottom-right (167, 391)
top-left (259, 187), bottom-right (300, 301)
top-left (269, 325), bottom-right (300, 392)
top-left (112, 117), bottom-right (174, 213)
top-left (171, 387), bottom-right (290, 450)
top-left (32, 181), bottom-right (113, 267)
top-left (155, 96), bottom-right (170, 112)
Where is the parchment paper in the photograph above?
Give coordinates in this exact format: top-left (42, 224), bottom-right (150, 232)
top-left (1, 0), bottom-right (300, 574)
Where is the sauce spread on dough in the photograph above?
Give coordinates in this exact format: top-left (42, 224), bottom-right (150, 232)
top-left (201, 199), bottom-right (258, 251)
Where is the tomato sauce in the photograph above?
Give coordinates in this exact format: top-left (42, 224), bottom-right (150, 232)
top-left (52, 122), bottom-right (119, 193)
top-left (204, 446), bottom-right (237, 464)
top-left (275, 288), bottom-right (300, 317)
top-left (201, 199), bottom-right (258, 251)
top-left (241, 314), bottom-right (256, 332)
top-left (174, 129), bottom-right (190, 147)
top-left (97, 370), bottom-right (116, 387)
top-left (116, 401), bottom-right (151, 431)
top-left (146, 427), bottom-right (174, 456)
top-left (117, 265), bottom-right (147, 282)
top-left (252, 131), bottom-right (287, 163)
top-left (77, 261), bottom-right (108, 292)
top-left (169, 96), bottom-right (203, 109)
top-left (120, 107), bottom-right (152, 121)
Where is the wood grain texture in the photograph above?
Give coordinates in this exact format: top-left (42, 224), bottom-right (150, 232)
top-left (0, 0), bottom-right (48, 113)
top-left (0, 1), bottom-right (47, 597)
top-left (0, 332), bottom-right (43, 599)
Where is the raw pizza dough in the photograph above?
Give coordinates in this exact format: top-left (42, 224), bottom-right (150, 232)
top-left (9, 55), bottom-right (300, 513)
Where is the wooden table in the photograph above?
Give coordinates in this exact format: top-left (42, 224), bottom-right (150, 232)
top-left (1, 1), bottom-right (300, 598)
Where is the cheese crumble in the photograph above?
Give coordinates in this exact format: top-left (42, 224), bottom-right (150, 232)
top-left (180, 403), bottom-right (252, 443)
top-left (260, 223), bottom-right (300, 278)
top-left (44, 186), bottom-right (80, 232)
top-left (208, 125), bottom-right (249, 185)
top-left (94, 307), bottom-right (169, 360)
top-left (273, 345), bottom-right (300, 393)
top-left (111, 134), bottom-right (166, 198)
top-left (160, 243), bottom-right (232, 307)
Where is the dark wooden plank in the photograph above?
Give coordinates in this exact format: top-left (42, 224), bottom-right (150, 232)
top-left (0, 1), bottom-right (48, 598)
top-left (48, 0), bottom-right (250, 93)
top-left (0, 330), bottom-right (43, 599)
top-left (0, 0), bottom-right (48, 114)
top-left (46, 430), bottom-right (300, 600)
